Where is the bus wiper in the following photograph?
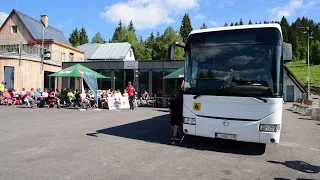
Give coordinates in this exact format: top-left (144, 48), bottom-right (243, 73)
top-left (236, 92), bottom-right (268, 103)
top-left (193, 94), bottom-right (201, 99)
top-left (253, 96), bottom-right (268, 103)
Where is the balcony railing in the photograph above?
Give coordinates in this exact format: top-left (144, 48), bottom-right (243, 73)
top-left (0, 39), bottom-right (84, 65)
top-left (0, 39), bottom-right (42, 60)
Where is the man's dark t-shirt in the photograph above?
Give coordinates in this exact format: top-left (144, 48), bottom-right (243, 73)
top-left (169, 98), bottom-right (183, 126)
top-left (75, 93), bottom-right (81, 101)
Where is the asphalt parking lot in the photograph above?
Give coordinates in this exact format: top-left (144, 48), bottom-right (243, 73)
top-left (0, 104), bottom-right (319, 180)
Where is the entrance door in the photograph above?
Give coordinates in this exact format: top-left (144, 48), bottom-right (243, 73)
top-left (286, 85), bottom-right (294, 102)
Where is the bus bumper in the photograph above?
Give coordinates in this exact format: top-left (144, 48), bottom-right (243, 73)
top-left (182, 109), bottom-right (282, 144)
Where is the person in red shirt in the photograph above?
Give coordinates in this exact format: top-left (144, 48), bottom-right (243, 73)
top-left (127, 81), bottom-right (135, 110)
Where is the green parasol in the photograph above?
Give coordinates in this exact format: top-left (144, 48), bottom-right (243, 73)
top-left (163, 67), bottom-right (197, 79)
top-left (48, 63), bottom-right (109, 79)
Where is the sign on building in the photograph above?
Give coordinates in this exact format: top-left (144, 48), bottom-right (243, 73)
top-left (124, 61), bottom-right (138, 69)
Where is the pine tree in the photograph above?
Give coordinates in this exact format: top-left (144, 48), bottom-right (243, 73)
top-left (224, 23), bottom-right (228, 27)
top-left (112, 20), bottom-right (124, 42)
top-left (180, 13), bottom-right (193, 42)
top-left (235, 22), bottom-right (239, 26)
top-left (128, 20), bottom-right (135, 32)
top-left (280, 16), bottom-right (290, 42)
top-left (259, 21), bottom-right (262, 24)
top-left (79, 27), bottom-right (89, 45)
top-left (230, 23), bottom-right (234, 26)
top-left (200, 23), bottom-right (207, 29)
top-left (311, 40), bottom-right (320, 65)
top-left (146, 31), bottom-right (155, 59)
top-left (239, 19), bottom-right (244, 25)
top-left (91, 32), bottom-right (105, 43)
top-left (248, 20), bottom-right (252, 25)
top-left (69, 28), bottom-right (80, 47)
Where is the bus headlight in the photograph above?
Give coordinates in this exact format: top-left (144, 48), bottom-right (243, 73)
top-left (259, 124), bottom-right (280, 132)
top-left (184, 117), bottom-right (196, 125)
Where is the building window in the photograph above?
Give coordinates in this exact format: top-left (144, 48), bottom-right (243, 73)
top-left (114, 70), bottom-right (125, 90)
top-left (69, 53), bottom-right (74, 62)
top-left (11, 26), bottom-right (18, 34)
top-left (130, 50), bottom-right (132, 57)
top-left (4, 66), bottom-right (14, 90)
top-left (139, 70), bottom-right (149, 95)
top-left (61, 53), bottom-right (65, 62)
top-left (100, 70), bottom-right (111, 90)
top-left (164, 69), bottom-right (181, 96)
top-left (152, 69), bottom-right (163, 97)
top-left (44, 71), bottom-right (55, 89)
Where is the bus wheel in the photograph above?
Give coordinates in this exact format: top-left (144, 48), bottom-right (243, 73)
top-left (256, 143), bottom-right (266, 154)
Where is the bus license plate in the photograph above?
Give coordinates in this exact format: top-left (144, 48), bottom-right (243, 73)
top-left (215, 133), bottom-right (237, 140)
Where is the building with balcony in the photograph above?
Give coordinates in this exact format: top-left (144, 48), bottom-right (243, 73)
top-left (0, 9), bottom-right (84, 91)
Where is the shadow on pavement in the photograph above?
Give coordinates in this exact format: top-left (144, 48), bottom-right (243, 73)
top-left (275, 178), bottom-right (316, 180)
top-left (298, 117), bottom-right (313, 121)
top-left (153, 109), bottom-right (170, 113)
top-left (268, 160), bottom-right (320, 174)
top-left (87, 114), bottom-right (266, 156)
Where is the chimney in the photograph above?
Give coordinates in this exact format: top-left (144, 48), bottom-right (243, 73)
top-left (40, 15), bottom-right (48, 28)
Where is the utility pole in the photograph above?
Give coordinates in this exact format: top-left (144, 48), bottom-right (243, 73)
top-left (41, 26), bottom-right (44, 71)
top-left (299, 26), bottom-right (313, 99)
top-left (40, 15), bottom-right (48, 72)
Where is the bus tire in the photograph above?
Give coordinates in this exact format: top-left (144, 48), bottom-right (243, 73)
top-left (256, 143), bottom-right (266, 154)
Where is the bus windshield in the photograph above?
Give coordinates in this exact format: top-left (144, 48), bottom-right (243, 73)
top-left (184, 27), bottom-right (283, 98)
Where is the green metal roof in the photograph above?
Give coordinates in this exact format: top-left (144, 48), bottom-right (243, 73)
top-left (77, 42), bottom-right (132, 60)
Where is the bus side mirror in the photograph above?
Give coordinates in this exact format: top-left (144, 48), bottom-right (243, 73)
top-left (168, 42), bottom-right (185, 62)
top-left (283, 42), bottom-right (292, 62)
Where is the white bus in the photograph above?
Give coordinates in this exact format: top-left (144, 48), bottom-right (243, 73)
top-left (168, 24), bottom-right (292, 149)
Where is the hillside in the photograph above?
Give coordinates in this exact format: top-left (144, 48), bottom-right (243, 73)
top-left (286, 61), bottom-right (320, 94)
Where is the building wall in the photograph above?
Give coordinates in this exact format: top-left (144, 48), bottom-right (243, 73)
top-left (49, 42), bottom-right (84, 62)
top-left (0, 13), bottom-right (32, 44)
top-left (0, 58), bottom-right (61, 91)
top-left (123, 48), bottom-right (135, 61)
top-left (283, 68), bottom-right (304, 102)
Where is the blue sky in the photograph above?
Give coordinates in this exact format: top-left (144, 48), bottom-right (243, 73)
top-left (1, 0), bottom-right (320, 41)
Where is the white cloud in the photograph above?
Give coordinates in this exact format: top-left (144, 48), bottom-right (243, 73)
top-left (0, 12), bottom-right (9, 27)
top-left (193, 14), bottom-right (205, 21)
top-left (210, 21), bottom-right (218, 26)
top-left (100, 0), bottom-right (199, 30)
top-left (305, 0), bottom-right (320, 7)
top-left (268, 0), bottom-right (320, 20)
top-left (219, 0), bottom-right (234, 8)
top-left (57, 24), bottom-right (64, 29)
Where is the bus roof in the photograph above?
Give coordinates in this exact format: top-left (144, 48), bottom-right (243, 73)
top-left (189, 23), bottom-right (282, 37)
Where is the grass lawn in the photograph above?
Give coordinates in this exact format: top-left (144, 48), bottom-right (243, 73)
top-left (286, 61), bottom-right (320, 94)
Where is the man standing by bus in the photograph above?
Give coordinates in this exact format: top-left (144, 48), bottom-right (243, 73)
top-left (127, 81), bottom-right (135, 110)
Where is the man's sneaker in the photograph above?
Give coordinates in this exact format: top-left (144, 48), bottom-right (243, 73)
top-left (171, 136), bottom-right (181, 144)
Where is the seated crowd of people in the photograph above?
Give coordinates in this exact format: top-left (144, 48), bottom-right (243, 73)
top-left (0, 85), bottom-right (134, 109)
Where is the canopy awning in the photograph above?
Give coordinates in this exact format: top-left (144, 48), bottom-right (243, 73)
top-left (48, 63), bottom-right (109, 79)
top-left (163, 67), bottom-right (197, 79)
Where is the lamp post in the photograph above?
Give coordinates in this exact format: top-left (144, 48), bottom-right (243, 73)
top-left (41, 26), bottom-right (45, 71)
top-left (40, 15), bottom-right (48, 72)
top-left (299, 26), bottom-right (313, 99)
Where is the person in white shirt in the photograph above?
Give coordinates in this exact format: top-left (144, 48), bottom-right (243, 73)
top-left (122, 89), bottom-right (128, 97)
top-left (42, 89), bottom-right (49, 98)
